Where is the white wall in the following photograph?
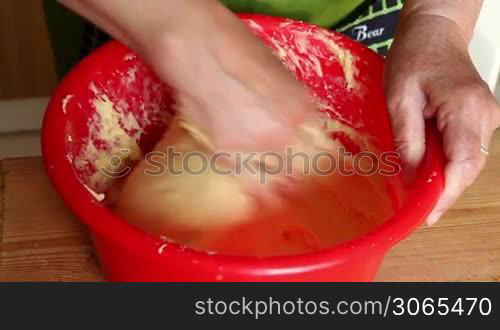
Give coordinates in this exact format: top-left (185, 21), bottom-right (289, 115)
top-left (470, 0), bottom-right (500, 91)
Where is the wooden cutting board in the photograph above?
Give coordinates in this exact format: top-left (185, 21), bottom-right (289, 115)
top-left (1, 131), bottom-right (500, 282)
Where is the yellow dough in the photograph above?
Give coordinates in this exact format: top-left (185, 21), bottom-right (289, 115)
top-left (114, 116), bottom-right (337, 238)
top-left (114, 118), bottom-right (257, 235)
top-left (110, 111), bottom-right (398, 256)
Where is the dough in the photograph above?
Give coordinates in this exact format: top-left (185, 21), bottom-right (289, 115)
top-left (110, 113), bottom-right (398, 256)
top-left (114, 118), bottom-right (256, 236)
top-left (114, 116), bottom-right (337, 238)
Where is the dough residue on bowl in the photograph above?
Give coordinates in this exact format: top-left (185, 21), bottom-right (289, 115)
top-left (74, 84), bottom-right (143, 194)
top-left (244, 19), bottom-right (358, 91)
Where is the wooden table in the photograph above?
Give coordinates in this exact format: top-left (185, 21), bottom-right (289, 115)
top-left (1, 132), bottom-right (500, 282)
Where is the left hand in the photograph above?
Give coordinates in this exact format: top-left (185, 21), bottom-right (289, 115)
top-left (384, 14), bottom-right (500, 225)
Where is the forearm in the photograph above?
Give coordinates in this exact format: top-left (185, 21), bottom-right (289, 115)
top-left (58, 0), bottom-right (280, 92)
top-left (59, 0), bottom-right (315, 152)
top-left (57, 0), bottom-right (231, 56)
top-left (401, 0), bottom-right (484, 43)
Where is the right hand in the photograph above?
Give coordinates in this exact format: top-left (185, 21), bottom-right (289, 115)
top-left (136, 0), bottom-right (319, 153)
top-left (60, 0), bottom-right (329, 202)
top-left (60, 0), bottom-right (317, 153)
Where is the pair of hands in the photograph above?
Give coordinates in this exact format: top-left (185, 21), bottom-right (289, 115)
top-left (62, 0), bottom-right (500, 225)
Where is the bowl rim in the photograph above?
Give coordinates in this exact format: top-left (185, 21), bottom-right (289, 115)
top-left (42, 14), bottom-right (445, 275)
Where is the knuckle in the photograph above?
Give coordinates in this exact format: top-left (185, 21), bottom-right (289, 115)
top-left (441, 80), bottom-right (497, 125)
top-left (458, 81), bottom-right (490, 107)
top-left (387, 96), bottom-right (409, 114)
top-left (455, 155), bottom-right (485, 174)
top-left (386, 82), bottom-right (420, 112)
top-left (393, 138), bottom-right (421, 159)
top-left (394, 139), bottom-right (412, 153)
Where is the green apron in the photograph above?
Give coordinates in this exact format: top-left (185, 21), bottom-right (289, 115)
top-left (220, 0), bottom-right (367, 27)
top-left (219, 0), bottom-right (404, 55)
top-left (44, 0), bottom-right (403, 78)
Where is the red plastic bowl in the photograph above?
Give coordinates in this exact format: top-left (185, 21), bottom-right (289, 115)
top-left (42, 15), bottom-right (444, 282)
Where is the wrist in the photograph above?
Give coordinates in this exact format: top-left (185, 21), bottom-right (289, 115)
top-left (128, 0), bottom-right (227, 58)
top-left (393, 13), bottom-right (470, 55)
top-left (401, 0), bottom-right (483, 43)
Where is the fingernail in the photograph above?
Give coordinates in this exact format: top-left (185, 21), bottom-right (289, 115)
top-left (426, 211), bottom-right (444, 227)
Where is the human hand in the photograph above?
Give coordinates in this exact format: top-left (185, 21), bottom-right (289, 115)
top-left (131, 0), bottom-right (319, 154)
top-left (384, 13), bottom-right (500, 225)
top-left (60, 0), bottom-right (318, 154)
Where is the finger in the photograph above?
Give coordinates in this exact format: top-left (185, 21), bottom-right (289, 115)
top-left (385, 79), bottom-right (427, 182)
top-left (426, 105), bottom-right (491, 226)
top-left (426, 156), bottom-right (483, 226)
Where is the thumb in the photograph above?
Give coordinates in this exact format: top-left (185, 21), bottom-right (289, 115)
top-left (385, 80), bottom-right (427, 183)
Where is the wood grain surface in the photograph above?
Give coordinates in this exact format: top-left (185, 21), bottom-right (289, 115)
top-left (1, 131), bottom-right (499, 282)
top-left (0, 0), bottom-right (57, 100)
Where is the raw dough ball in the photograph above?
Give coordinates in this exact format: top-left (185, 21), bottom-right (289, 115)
top-left (114, 116), bottom-right (337, 237)
top-left (114, 118), bottom-right (256, 235)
